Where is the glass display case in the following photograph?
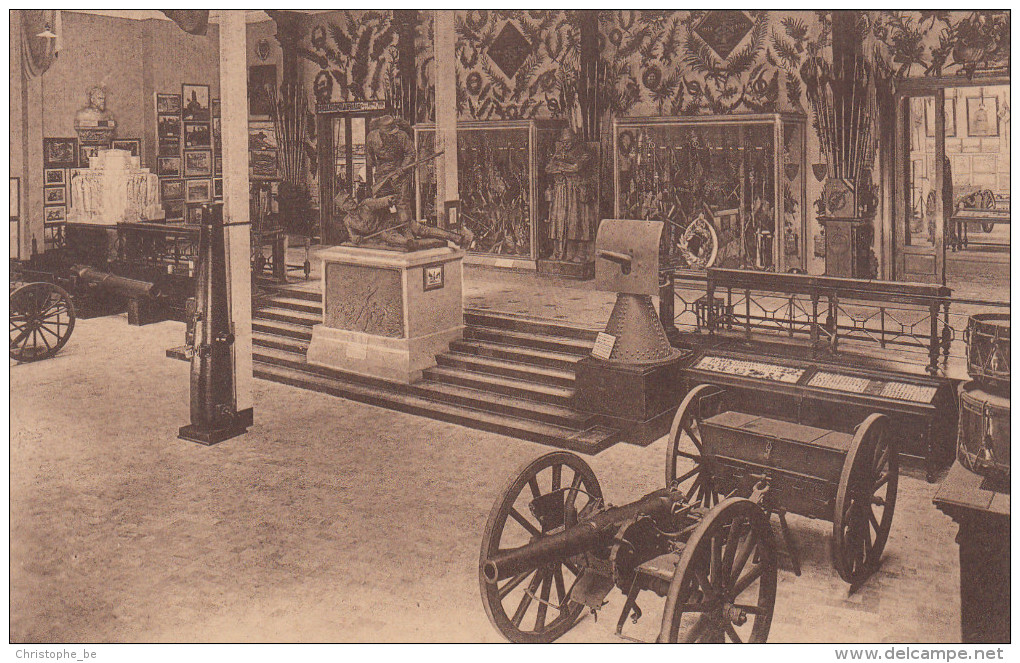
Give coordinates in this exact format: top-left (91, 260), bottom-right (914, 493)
top-left (613, 114), bottom-right (807, 273)
top-left (414, 119), bottom-right (565, 262)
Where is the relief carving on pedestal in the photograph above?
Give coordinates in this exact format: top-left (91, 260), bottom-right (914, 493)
top-left (324, 263), bottom-right (404, 338)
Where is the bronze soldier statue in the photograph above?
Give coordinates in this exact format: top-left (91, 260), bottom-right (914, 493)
top-left (337, 115), bottom-right (471, 251)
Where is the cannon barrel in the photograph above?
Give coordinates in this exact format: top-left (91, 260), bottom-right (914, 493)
top-left (482, 489), bottom-right (683, 583)
top-left (73, 266), bottom-right (158, 299)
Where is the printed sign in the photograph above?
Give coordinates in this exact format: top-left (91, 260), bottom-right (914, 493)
top-left (591, 332), bottom-right (617, 361)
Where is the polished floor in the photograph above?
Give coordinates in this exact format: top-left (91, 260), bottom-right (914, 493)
top-left (11, 301), bottom-right (962, 643)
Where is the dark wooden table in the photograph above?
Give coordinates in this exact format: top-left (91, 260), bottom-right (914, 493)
top-left (933, 462), bottom-right (1010, 643)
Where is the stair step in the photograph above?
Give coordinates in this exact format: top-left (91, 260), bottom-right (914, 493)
top-left (252, 333), bottom-right (308, 354)
top-left (252, 318), bottom-right (314, 341)
top-left (412, 380), bottom-right (594, 428)
top-left (253, 361), bottom-right (618, 454)
top-left (465, 310), bottom-right (600, 342)
top-left (264, 286), bottom-right (321, 303)
top-left (449, 339), bottom-right (581, 372)
top-left (255, 306), bottom-right (321, 328)
top-left (422, 365), bottom-right (574, 407)
top-left (436, 352), bottom-right (575, 388)
top-left (465, 326), bottom-right (593, 357)
top-left (264, 296), bottom-right (322, 315)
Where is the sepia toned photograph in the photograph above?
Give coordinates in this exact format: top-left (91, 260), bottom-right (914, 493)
top-left (8, 7), bottom-right (1012, 657)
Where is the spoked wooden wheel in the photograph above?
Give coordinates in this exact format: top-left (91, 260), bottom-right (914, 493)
top-left (832, 413), bottom-right (898, 586)
top-left (659, 497), bottom-right (777, 643)
top-left (667, 384), bottom-right (726, 508)
top-left (479, 451), bottom-right (603, 643)
top-left (10, 282), bottom-right (76, 363)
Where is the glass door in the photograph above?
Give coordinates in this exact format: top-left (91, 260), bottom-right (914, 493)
top-left (895, 91), bottom-right (947, 283)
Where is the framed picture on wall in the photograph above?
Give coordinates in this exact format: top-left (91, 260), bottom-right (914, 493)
top-left (213, 178), bottom-right (223, 199)
top-left (156, 93), bottom-right (182, 115)
top-left (966, 96), bottom-right (999, 137)
top-left (212, 118), bottom-right (221, 152)
top-left (165, 200), bottom-right (184, 221)
top-left (925, 97), bottom-right (956, 138)
top-left (185, 204), bottom-right (204, 225)
top-left (184, 122), bottom-right (212, 149)
top-left (79, 145), bottom-right (102, 167)
top-left (248, 123), bottom-right (277, 150)
top-left (185, 179), bottom-right (212, 203)
top-left (44, 169), bottom-right (66, 186)
top-left (44, 205), bottom-right (66, 223)
top-left (112, 139), bottom-right (141, 157)
top-left (214, 155), bottom-right (223, 176)
top-left (158, 157), bottom-right (183, 177)
top-left (248, 65), bottom-right (276, 118)
top-left (212, 98), bottom-right (220, 118)
top-left (160, 179), bottom-right (185, 201)
top-left (43, 138), bottom-right (78, 169)
top-left (158, 115), bottom-right (181, 138)
top-left (250, 150), bottom-right (278, 179)
top-left (159, 139), bottom-right (180, 157)
top-left (43, 187), bottom-right (66, 205)
top-left (183, 150), bottom-right (213, 177)
top-left (182, 84), bottom-right (211, 121)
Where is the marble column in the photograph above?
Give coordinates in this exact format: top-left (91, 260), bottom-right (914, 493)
top-left (218, 10), bottom-right (254, 416)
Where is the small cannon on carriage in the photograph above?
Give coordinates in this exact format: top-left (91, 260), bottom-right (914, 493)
top-left (10, 251), bottom-right (158, 363)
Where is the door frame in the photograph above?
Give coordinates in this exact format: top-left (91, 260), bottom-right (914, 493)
top-left (891, 75), bottom-right (1009, 284)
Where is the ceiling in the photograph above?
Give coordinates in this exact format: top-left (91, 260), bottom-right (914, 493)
top-left (60, 10), bottom-right (331, 24)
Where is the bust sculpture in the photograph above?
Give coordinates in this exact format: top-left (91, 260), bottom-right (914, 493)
top-left (74, 86), bottom-right (116, 145)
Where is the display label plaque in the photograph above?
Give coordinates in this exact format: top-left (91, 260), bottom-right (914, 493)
top-left (809, 370), bottom-right (938, 404)
top-left (591, 333), bottom-right (617, 361)
top-left (694, 355), bottom-right (803, 383)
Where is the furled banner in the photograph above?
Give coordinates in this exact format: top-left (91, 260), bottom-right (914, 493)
top-left (160, 10), bottom-right (210, 36)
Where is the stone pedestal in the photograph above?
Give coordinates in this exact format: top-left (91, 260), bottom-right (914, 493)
top-left (67, 149), bottom-right (163, 225)
top-left (307, 245), bottom-right (465, 383)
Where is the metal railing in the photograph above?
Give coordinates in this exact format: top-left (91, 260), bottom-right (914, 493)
top-left (660, 268), bottom-right (1009, 376)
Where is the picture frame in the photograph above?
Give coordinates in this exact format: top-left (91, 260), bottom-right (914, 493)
top-left (183, 150), bottom-right (213, 177)
top-left (44, 169), bottom-right (66, 186)
top-left (966, 96), bottom-right (999, 137)
top-left (212, 118), bottom-right (221, 152)
top-left (248, 65), bottom-right (276, 118)
top-left (160, 178), bottom-right (185, 201)
top-left (185, 204), bottom-right (204, 225)
top-left (213, 178), bottom-right (223, 200)
top-left (250, 149), bottom-right (278, 179)
top-left (44, 205), bottom-right (66, 223)
top-left (164, 200), bottom-right (185, 221)
top-left (79, 145), bottom-right (102, 167)
top-left (248, 123), bottom-right (277, 150)
top-left (183, 122), bottom-right (212, 149)
top-left (924, 97), bottom-right (956, 138)
top-left (112, 139), bottom-right (141, 157)
top-left (156, 93), bottom-right (182, 115)
top-left (43, 138), bottom-right (78, 169)
top-left (158, 115), bottom-right (181, 138)
top-left (10, 177), bottom-right (20, 220)
top-left (214, 155), bottom-right (223, 176)
top-left (44, 187), bottom-right (66, 205)
top-left (423, 263), bottom-right (445, 291)
top-left (159, 140), bottom-right (181, 157)
top-left (77, 127), bottom-right (111, 145)
top-left (185, 179), bottom-right (212, 203)
top-left (158, 157), bottom-right (183, 178)
top-left (211, 98), bottom-right (220, 118)
top-left (181, 84), bottom-right (211, 122)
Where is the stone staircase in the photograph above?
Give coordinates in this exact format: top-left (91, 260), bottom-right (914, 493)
top-left (236, 286), bottom-right (623, 454)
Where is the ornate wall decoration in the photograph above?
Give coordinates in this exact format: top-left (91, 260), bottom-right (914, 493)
top-left (454, 10), bottom-right (580, 121)
top-left (298, 10), bottom-right (399, 105)
top-left (599, 11), bottom-right (831, 117)
top-left (866, 11), bottom-right (1009, 80)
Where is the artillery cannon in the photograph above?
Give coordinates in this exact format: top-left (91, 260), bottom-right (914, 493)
top-left (10, 256), bottom-right (160, 363)
top-left (479, 451), bottom-right (778, 643)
